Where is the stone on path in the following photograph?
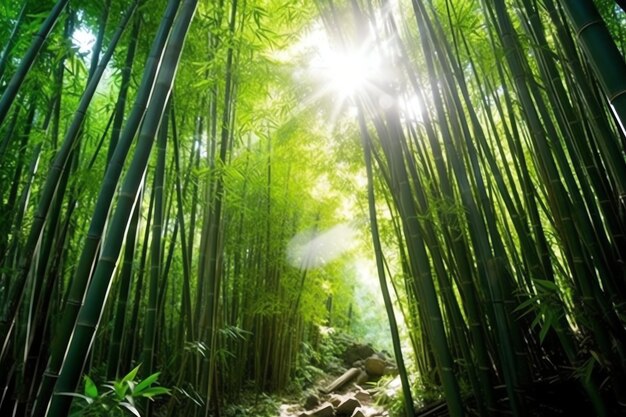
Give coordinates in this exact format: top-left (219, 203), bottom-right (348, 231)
top-left (364, 355), bottom-right (387, 377)
top-left (353, 387), bottom-right (370, 403)
top-left (329, 394), bottom-right (343, 407)
top-left (308, 402), bottom-right (335, 417)
top-left (350, 408), bottom-right (366, 417)
top-left (336, 396), bottom-right (361, 416)
top-left (304, 393), bottom-right (320, 410)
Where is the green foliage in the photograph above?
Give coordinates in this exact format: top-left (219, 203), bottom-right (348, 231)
top-left (3, 0), bottom-right (626, 415)
top-left (223, 392), bottom-right (279, 417)
top-left (316, 329), bottom-right (353, 368)
top-left (515, 279), bottom-right (566, 344)
top-left (367, 375), bottom-right (410, 417)
top-left (61, 365), bottom-right (170, 417)
top-left (293, 328), bottom-right (363, 389)
top-left (293, 341), bottom-right (325, 388)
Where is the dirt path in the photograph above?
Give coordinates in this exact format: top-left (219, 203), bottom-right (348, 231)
top-left (277, 380), bottom-right (389, 417)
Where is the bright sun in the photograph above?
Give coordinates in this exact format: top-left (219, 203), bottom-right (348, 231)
top-left (311, 35), bottom-right (424, 121)
top-left (305, 27), bottom-right (381, 101)
top-left (322, 46), bottom-right (380, 98)
top-left (288, 22), bottom-right (420, 122)
top-left (72, 27), bottom-right (96, 55)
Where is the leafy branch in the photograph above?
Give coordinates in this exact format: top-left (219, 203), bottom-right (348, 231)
top-left (60, 365), bottom-right (170, 417)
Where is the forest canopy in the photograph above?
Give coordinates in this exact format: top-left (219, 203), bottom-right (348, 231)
top-left (1, 1), bottom-right (626, 417)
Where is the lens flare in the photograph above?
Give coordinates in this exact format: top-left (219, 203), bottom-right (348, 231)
top-left (286, 224), bottom-right (358, 269)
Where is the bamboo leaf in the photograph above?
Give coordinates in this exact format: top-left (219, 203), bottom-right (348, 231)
top-left (137, 387), bottom-right (170, 399)
top-left (134, 372), bottom-right (160, 394)
top-left (534, 279), bottom-right (558, 292)
top-left (121, 364), bottom-right (141, 386)
top-left (119, 401), bottom-right (141, 417)
top-left (57, 392), bottom-right (94, 405)
top-left (83, 375), bottom-right (98, 399)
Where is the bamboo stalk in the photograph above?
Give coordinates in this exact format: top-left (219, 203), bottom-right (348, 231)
top-left (43, 1), bottom-right (198, 415)
top-left (0, 0), bottom-right (69, 127)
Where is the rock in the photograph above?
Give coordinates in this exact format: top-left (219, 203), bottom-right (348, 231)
top-left (328, 394), bottom-right (343, 407)
top-left (336, 396), bottom-right (361, 416)
top-left (364, 355), bottom-right (387, 377)
top-left (355, 369), bottom-right (368, 385)
top-left (305, 393), bottom-right (320, 410)
top-left (353, 387), bottom-right (370, 403)
top-left (342, 344), bottom-right (375, 367)
top-left (350, 408), bottom-right (366, 417)
top-left (310, 402), bottom-right (335, 417)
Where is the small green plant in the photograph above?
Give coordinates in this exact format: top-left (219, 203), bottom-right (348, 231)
top-left (223, 392), bottom-right (280, 417)
top-left (367, 375), bottom-right (407, 417)
top-left (61, 365), bottom-right (170, 417)
top-left (515, 279), bottom-right (567, 343)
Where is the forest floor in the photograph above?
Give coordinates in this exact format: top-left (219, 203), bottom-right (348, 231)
top-left (226, 359), bottom-right (621, 417)
top-left (270, 367), bottom-right (618, 417)
top-left (273, 340), bottom-right (399, 417)
top-left (276, 372), bottom-right (390, 417)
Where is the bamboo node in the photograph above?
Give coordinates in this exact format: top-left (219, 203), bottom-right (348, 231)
top-left (576, 20), bottom-right (603, 37)
top-left (609, 89), bottom-right (626, 103)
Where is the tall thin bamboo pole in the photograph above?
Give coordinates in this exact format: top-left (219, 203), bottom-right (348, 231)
top-left (0, 0), bottom-right (70, 127)
top-left (559, 0), bottom-right (626, 137)
top-left (41, 1), bottom-right (198, 415)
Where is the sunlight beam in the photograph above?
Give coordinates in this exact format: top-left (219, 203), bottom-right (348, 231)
top-left (322, 45), bottom-right (380, 99)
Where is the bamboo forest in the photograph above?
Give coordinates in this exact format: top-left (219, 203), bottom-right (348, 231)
top-left (2, 0), bottom-right (626, 416)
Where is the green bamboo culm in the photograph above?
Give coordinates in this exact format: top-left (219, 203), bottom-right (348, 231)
top-left (106, 195), bottom-right (142, 379)
top-left (194, 0), bottom-right (239, 412)
top-left (0, 0), bottom-right (70, 128)
top-left (29, 2), bottom-right (181, 415)
top-left (107, 12), bottom-right (142, 165)
top-left (0, 0), bottom-right (28, 82)
top-left (357, 104), bottom-right (416, 417)
top-left (558, 0), bottom-right (626, 139)
top-left (0, 0), bottom-right (139, 370)
top-left (43, 1), bottom-right (199, 416)
top-left (140, 98), bottom-right (169, 417)
top-left (170, 109), bottom-right (194, 342)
